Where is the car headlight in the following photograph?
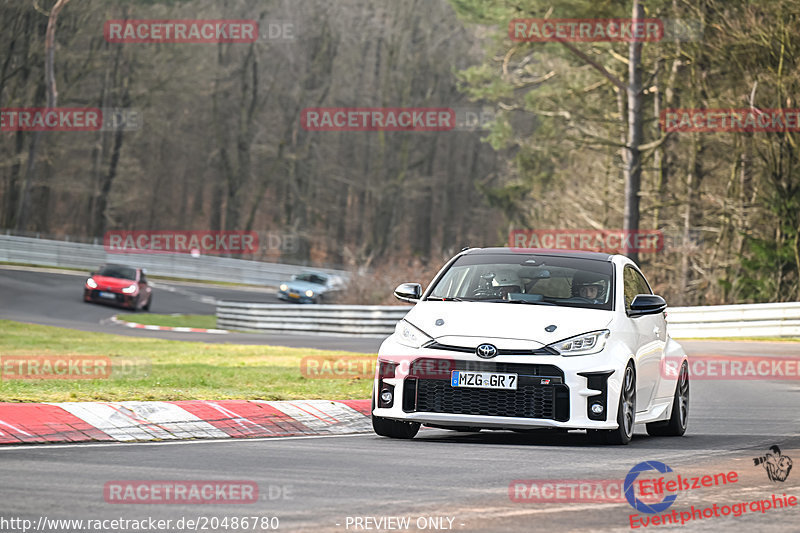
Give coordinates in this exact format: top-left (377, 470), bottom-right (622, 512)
top-left (86, 278), bottom-right (97, 288)
top-left (394, 320), bottom-right (433, 349)
top-left (305, 290), bottom-right (314, 297)
top-left (121, 284), bottom-right (138, 294)
top-left (547, 330), bottom-right (610, 356)
top-left (280, 284), bottom-right (288, 292)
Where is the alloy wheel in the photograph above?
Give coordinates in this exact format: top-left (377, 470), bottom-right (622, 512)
top-left (621, 365), bottom-right (636, 438)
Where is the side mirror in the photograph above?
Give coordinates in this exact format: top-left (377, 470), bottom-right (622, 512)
top-left (394, 282), bottom-right (422, 303)
top-left (628, 294), bottom-right (667, 317)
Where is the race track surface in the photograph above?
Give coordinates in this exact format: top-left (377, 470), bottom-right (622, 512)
top-left (1, 368), bottom-right (798, 532)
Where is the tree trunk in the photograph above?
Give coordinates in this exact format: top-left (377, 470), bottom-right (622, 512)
top-left (623, 0), bottom-right (644, 264)
top-left (15, 0), bottom-right (71, 232)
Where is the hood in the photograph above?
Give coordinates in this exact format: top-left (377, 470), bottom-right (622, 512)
top-left (91, 275), bottom-right (136, 290)
top-left (404, 301), bottom-right (613, 346)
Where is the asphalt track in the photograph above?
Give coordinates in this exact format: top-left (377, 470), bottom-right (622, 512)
top-left (2, 267), bottom-right (800, 532)
top-left (1, 369), bottom-right (799, 532)
top-left (0, 266), bottom-right (382, 352)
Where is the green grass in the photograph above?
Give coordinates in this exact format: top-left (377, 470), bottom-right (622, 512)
top-left (117, 313), bottom-right (218, 329)
top-left (0, 320), bottom-right (373, 403)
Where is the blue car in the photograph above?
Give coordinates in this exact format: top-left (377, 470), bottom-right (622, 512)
top-left (277, 272), bottom-right (343, 304)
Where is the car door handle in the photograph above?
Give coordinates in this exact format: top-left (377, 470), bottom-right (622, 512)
top-left (653, 326), bottom-right (660, 336)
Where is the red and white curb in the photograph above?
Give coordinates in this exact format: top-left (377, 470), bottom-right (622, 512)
top-left (0, 399), bottom-right (370, 444)
top-left (110, 315), bottom-right (228, 334)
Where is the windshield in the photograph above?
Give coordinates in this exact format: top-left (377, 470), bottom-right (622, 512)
top-left (295, 273), bottom-right (327, 285)
top-left (427, 253), bottom-right (614, 310)
top-left (97, 265), bottom-right (137, 280)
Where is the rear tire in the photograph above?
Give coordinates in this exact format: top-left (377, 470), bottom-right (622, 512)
top-left (647, 360), bottom-right (689, 437)
top-left (587, 363), bottom-right (635, 445)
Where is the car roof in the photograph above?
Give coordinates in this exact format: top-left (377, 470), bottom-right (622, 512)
top-left (462, 247), bottom-right (614, 262)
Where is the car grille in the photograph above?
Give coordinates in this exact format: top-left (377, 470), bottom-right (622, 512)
top-left (404, 358), bottom-right (569, 421)
top-left (89, 289), bottom-right (122, 302)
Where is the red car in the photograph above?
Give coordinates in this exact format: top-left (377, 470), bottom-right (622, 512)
top-left (83, 264), bottom-right (152, 311)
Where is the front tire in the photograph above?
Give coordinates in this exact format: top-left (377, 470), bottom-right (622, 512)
top-left (371, 391), bottom-right (420, 439)
top-left (372, 415), bottom-right (420, 439)
top-left (588, 363), bottom-right (636, 445)
top-left (143, 294), bottom-right (151, 311)
top-left (647, 360), bottom-right (689, 436)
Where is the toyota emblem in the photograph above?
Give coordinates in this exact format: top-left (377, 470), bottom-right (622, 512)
top-left (476, 343), bottom-right (498, 359)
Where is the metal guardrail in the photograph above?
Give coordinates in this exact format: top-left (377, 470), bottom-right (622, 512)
top-left (667, 302), bottom-right (800, 338)
top-left (216, 301), bottom-right (800, 339)
top-left (0, 235), bottom-right (348, 287)
top-left (216, 302), bottom-right (410, 337)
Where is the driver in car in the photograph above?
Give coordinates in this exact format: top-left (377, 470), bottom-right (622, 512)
top-left (577, 282), bottom-right (604, 304)
top-left (491, 270), bottom-right (522, 300)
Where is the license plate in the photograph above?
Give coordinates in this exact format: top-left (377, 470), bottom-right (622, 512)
top-left (451, 370), bottom-right (518, 390)
top-left (289, 293), bottom-right (300, 299)
top-left (98, 291), bottom-right (116, 300)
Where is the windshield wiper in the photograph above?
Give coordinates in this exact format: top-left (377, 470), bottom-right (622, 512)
top-left (505, 299), bottom-right (556, 305)
top-left (477, 298), bottom-right (556, 305)
top-left (426, 297), bottom-right (465, 301)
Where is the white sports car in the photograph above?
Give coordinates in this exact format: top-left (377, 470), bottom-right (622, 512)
top-left (372, 248), bottom-right (689, 445)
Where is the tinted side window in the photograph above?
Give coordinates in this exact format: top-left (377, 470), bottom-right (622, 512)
top-left (624, 266), bottom-right (653, 310)
top-left (623, 266), bottom-right (639, 310)
top-left (633, 269), bottom-right (652, 297)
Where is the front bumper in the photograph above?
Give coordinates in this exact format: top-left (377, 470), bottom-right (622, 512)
top-left (84, 288), bottom-right (137, 308)
top-left (373, 336), bottom-right (625, 430)
top-left (277, 290), bottom-right (315, 303)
